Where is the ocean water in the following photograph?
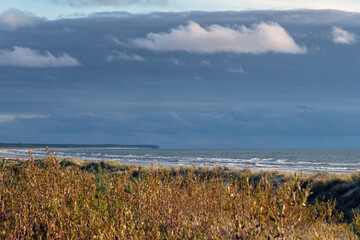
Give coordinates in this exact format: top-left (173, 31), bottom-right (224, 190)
top-left (0, 148), bottom-right (360, 173)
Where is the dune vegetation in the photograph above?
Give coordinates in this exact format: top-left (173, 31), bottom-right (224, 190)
top-left (0, 151), bottom-right (360, 239)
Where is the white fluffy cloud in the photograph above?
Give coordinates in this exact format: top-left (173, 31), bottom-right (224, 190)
top-left (108, 35), bottom-right (127, 46)
top-left (227, 66), bottom-right (246, 73)
top-left (0, 47), bottom-right (81, 68)
top-left (105, 51), bottom-right (145, 62)
top-left (169, 58), bottom-right (183, 65)
top-left (0, 9), bottom-right (38, 30)
top-left (199, 60), bottom-right (211, 66)
top-left (0, 114), bottom-right (49, 123)
top-left (332, 27), bottom-right (356, 44)
top-left (132, 21), bottom-right (306, 54)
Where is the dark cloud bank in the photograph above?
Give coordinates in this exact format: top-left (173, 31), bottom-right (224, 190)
top-left (1, 10), bottom-right (360, 148)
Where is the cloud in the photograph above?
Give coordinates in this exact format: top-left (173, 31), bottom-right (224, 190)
top-left (0, 9), bottom-right (38, 30)
top-left (108, 35), bottom-right (128, 46)
top-left (332, 26), bottom-right (356, 44)
top-left (63, 26), bottom-right (76, 33)
top-left (199, 60), bottom-right (211, 66)
top-left (49, 0), bottom-right (167, 6)
top-left (132, 21), bottom-right (306, 54)
top-left (227, 66), bottom-right (246, 73)
top-left (105, 51), bottom-right (145, 62)
top-left (0, 47), bottom-right (81, 68)
top-left (0, 114), bottom-right (49, 123)
top-left (169, 57), bottom-right (183, 65)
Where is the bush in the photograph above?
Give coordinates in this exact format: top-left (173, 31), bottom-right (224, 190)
top-left (0, 153), bottom-right (357, 239)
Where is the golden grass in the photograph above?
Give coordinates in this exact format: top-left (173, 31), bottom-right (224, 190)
top-left (0, 152), bottom-right (359, 239)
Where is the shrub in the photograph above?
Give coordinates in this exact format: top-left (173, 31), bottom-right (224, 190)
top-left (0, 153), bottom-right (357, 239)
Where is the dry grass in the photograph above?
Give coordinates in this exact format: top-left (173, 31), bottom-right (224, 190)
top-left (0, 153), bottom-right (359, 239)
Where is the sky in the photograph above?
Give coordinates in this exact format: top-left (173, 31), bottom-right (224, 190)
top-left (1, 0), bottom-right (360, 19)
top-left (1, 1), bottom-right (360, 148)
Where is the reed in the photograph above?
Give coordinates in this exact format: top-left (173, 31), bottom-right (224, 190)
top-left (0, 153), bottom-right (359, 239)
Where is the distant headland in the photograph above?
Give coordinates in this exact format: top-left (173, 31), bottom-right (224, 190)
top-left (0, 143), bottom-right (159, 149)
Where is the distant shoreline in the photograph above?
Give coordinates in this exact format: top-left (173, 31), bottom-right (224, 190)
top-left (0, 143), bottom-right (159, 149)
top-left (0, 147), bottom-right (155, 150)
top-left (0, 144), bottom-right (160, 160)
top-left (0, 147), bottom-right (156, 160)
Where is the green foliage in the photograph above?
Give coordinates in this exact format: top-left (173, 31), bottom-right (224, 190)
top-left (0, 159), bottom-right (5, 172)
top-left (94, 165), bottom-right (110, 197)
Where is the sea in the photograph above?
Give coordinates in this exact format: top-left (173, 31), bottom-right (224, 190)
top-left (0, 148), bottom-right (360, 173)
top-left (1, 148), bottom-right (360, 174)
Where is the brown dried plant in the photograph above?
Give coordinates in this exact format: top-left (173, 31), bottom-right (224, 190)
top-left (0, 151), bottom-right (357, 239)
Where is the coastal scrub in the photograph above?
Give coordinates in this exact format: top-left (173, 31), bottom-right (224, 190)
top-left (0, 153), bottom-right (359, 239)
